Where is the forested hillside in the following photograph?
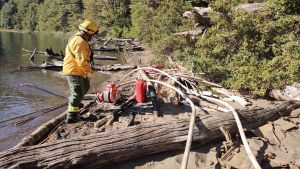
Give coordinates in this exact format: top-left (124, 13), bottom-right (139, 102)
top-left (1, 0), bottom-right (299, 96)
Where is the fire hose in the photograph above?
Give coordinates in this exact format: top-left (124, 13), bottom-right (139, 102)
top-left (117, 67), bottom-right (262, 169)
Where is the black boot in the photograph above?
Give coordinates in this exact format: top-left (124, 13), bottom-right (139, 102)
top-left (66, 112), bottom-right (78, 124)
top-left (79, 103), bottom-right (84, 109)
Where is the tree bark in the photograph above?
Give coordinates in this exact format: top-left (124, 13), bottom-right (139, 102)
top-left (0, 101), bottom-right (299, 169)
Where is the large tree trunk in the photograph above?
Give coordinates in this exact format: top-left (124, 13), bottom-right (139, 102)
top-left (0, 101), bottom-right (299, 169)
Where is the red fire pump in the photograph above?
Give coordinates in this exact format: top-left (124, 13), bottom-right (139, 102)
top-left (96, 80), bottom-right (148, 104)
top-left (135, 80), bottom-right (147, 103)
top-left (96, 83), bottom-right (118, 103)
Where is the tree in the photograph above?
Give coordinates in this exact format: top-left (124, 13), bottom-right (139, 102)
top-left (0, 1), bottom-right (17, 29)
top-left (36, 0), bottom-right (83, 32)
top-left (130, 0), bottom-right (191, 58)
top-left (22, 3), bottom-right (38, 31)
top-left (13, 0), bottom-right (38, 30)
top-left (83, 0), bottom-right (131, 37)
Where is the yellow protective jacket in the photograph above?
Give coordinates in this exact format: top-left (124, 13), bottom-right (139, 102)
top-left (63, 33), bottom-right (93, 77)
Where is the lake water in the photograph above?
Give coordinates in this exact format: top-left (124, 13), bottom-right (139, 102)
top-left (0, 31), bottom-right (112, 150)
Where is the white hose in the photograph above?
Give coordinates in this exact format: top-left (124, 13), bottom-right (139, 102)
top-left (118, 68), bottom-right (197, 169)
top-left (200, 95), bottom-right (262, 169)
top-left (117, 67), bottom-right (193, 93)
top-left (117, 67), bottom-right (261, 169)
top-left (146, 79), bottom-right (196, 169)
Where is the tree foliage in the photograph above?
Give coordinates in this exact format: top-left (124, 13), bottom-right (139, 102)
top-left (0, 1), bottom-right (17, 29)
top-left (0, 0), bottom-right (300, 96)
top-left (83, 0), bottom-right (131, 37)
top-left (130, 0), bottom-right (191, 55)
top-left (176, 0), bottom-right (300, 96)
top-left (36, 0), bottom-right (83, 32)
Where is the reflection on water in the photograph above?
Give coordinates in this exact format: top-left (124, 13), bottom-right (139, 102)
top-left (0, 32), bottom-right (70, 121)
top-left (0, 31), bottom-right (114, 150)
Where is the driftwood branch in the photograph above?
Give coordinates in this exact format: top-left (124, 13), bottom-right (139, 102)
top-left (93, 46), bottom-right (117, 52)
top-left (23, 48), bottom-right (64, 65)
top-left (0, 101), bottom-right (299, 168)
top-left (126, 112), bottom-right (136, 127)
top-left (94, 95), bottom-right (136, 129)
top-left (93, 55), bottom-right (117, 60)
top-left (94, 38), bottom-right (144, 52)
top-left (174, 29), bottom-right (204, 36)
top-left (184, 3), bottom-right (265, 17)
top-left (19, 61), bottom-right (136, 71)
top-left (94, 64), bottom-right (136, 71)
top-left (22, 48), bottom-right (47, 55)
top-left (18, 61), bottom-right (63, 71)
top-left (212, 88), bottom-right (251, 106)
top-left (235, 3), bottom-right (266, 12)
top-left (23, 48), bottom-right (63, 57)
top-left (30, 48), bottom-right (37, 62)
top-left (179, 3), bottom-right (266, 37)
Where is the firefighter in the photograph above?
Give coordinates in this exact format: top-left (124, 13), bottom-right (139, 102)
top-left (63, 20), bottom-right (98, 123)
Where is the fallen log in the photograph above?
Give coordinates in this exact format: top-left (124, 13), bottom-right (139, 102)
top-left (22, 48), bottom-right (46, 55)
top-left (94, 64), bottom-right (136, 71)
top-left (23, 48), bottom-right (64, 59)
top-left (94, 46), bottom-right (143, 52)
top-left (18, 62), bottom-right (62, 71)
top-left (45, 48), bottom-right (62, 57)
top-left (94, 37), bottom-right (143, 52)
top-left (0, 101), bottom-right (299, 169)
top-left (127, 46), bottom-right (144, 51)
top-left (93, 55), bottom-right (117, 60)
top-left (14, 101), bottom-right (95, 148)
top-left (19, 61), bottom-right (136, 71)
top-left (103, 37), bottom-right (112, 46)
top-left (93, 46), bottom-right (117, 52)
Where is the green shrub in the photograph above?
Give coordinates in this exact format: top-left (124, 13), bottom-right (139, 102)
top-left (187, 0), bottom-right (300, 96)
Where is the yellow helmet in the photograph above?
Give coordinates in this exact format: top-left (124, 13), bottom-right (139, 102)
top-left (79, 20), bottom-right (98, 35)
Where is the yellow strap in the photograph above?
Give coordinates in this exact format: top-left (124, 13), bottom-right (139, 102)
top-left (68, 105), bottom-right (79, 113)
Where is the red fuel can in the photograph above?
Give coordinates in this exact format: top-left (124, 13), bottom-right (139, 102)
top-left (135, 80), bottom-right (147, 103)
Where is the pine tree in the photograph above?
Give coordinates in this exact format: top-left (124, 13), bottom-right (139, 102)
top-left (0, 0), bottom-right (17, 29)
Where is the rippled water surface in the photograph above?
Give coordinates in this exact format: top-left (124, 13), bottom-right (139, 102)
top-left (0, 32), bottom-right (70, 121)
top-left (0, 31), bottom-right (111, 150)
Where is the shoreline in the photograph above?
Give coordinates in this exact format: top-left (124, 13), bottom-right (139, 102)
top-left (0, 28), bottom-right (75, 36)
top-left (1, 47), bottom-right (300, 168)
